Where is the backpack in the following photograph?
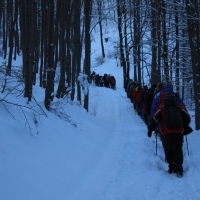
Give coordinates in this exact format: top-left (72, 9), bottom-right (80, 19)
top-left (164, 91), bottom-right (183, 129)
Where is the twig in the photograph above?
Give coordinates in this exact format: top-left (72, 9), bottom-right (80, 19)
top-left (31, 95), bottom-right (48, 117)
top-left (20, 106), bottom-right (33, 136)
top-left (0, 101), bottom-right (16, 120)
top-left (0, 99), bottom-right (43, 116)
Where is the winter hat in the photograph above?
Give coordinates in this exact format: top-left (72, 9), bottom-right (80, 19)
top-left (151, 84), bottom-right (157, 90)
top-left (164, 81), bottom-right (173, 90)
top-left (156, 82), bottom-right (164, 92)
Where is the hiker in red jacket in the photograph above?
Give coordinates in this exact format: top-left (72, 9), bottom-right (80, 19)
top-left (147, 89), bottom-right (191, 177)
top-left (133, 85), bottom-right (142, 115)
top-left (143, 84), bottom-right (157, 125)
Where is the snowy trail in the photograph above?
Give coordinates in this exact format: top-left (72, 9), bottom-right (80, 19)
top-left (1, 64), bottom-right (199, 200)
top-left (73, 85), bottom-right (200, 200)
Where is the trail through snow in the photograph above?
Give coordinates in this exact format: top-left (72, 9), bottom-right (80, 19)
top-left (72, 79), bottom-right (200, 200)
top-left (1, 60), bottom-right (200, 200)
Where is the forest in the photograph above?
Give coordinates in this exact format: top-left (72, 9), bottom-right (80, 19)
top-left (0, 0), bottom-right (200, 129)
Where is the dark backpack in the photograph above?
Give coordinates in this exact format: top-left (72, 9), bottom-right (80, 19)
top-left (164, 91), bottom-right (183, 129)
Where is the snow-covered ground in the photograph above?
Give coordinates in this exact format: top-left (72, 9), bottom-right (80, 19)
top-left (1, 56), bottom-right (200, 200)
top-left (1, 20), bottom-right (200, 200)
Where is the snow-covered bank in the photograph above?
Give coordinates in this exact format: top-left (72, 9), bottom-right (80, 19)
top-left (1, 59), bottom-right (200, 200)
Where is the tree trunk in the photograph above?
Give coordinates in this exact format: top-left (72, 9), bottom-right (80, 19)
top-left (136, 0), bottom-right (141, 84)
top-left (161, 0), bottom-right (169, 82)
top-left (44, 0), bottom-right (55, 110)
top-left (56, 0), bottom-right (66, 98)
top-left (150, 0), bottom-right (160, 85)
top-left (66, 0), bottom-right (72, 94)
top-left (75, 0), bottom-right (81, 102)
top-left (133, 0), bottom-right (138, 83)
top-left (186, 0), bottom-right (200, 130)
top-left (117, 0), bottom-right (126, 87)
top-left (2, 0), bottom-right (7, 59)
top-left (83, 0), bottom-right (92, 111)
top-left (97, 1), bottom-right (105, 58)
top-left (7, 0), bottom-right (14, 75)
top-left (123, 1), bottom-right (130, 82)
top-left (20, 0), bottom-right (33, 101)
top-left (174, 0), bottom-right (180, 93)
top-left (13, 0), bottom-right (20, 60)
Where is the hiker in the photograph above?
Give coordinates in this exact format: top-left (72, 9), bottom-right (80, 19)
top-left (99, 76), bottom-right (104, 87)
top-left (143, 84), bottom-right (157, 125)
top-left (129, 82), bottom-right (136, 102)
top-left (95, 74), bottom-right (100, 86)
top-left (89, 71), bottom-right (96, 84)
top-left (125, 79), bottom-right (130, 93)
top-left (126, 79), bottom-right (133, 98)
top-left (151, 82), bottom-right (187, 162)
top-left (154, 82), bottom-right (164, 96)
top-left (103, 74), bottom-right (110, 88)
top-left (150, 82), bottom-right (166, 144)
top-left (151, 81), bottom-right (165, 116)
top-left (133, 84), bottom-right (142, 115)
top-left (109, 76), bottom-right (116, 89)
top-left (139, 85), bottom-right (148, 123)
top-left (147, 86), bottom-right (191, 177)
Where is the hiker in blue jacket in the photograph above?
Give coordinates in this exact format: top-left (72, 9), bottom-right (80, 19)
top-left (150, 81), bottom-right (187, 164)
top-left (151, 82), bottom-right (185, 116)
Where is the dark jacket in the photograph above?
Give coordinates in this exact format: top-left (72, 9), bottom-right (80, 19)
top-left (144, 88), bottom-right (155, 115)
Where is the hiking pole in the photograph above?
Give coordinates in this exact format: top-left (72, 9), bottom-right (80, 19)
top-left (185, 135), bottom-right (189, 156)
top-left (155, 131), bottom-right (157, 155)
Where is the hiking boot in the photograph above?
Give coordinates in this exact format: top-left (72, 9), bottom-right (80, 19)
top-left (168, 162), bottom-right (176, 174)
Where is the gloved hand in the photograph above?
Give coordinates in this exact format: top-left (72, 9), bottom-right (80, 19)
top-left (147, 130), bottom-right (152, 138)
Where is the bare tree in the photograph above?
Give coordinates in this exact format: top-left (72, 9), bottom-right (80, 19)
top-left (65, 0), bottom-right (72, 96)
top-left (71, 0), bottom-right (81, 101)
top-left (75, 0), bottom-right (82, 102)
top-left (44, 0), bottom-right (55, 110)
top-left (1, 0), bottom-right (7, 59)
top-left (123, 0), bottom-right (130, 82)
top-left (84, 0), bottom-right (93, 111)
top-left (6, 0), bottom-right (14, 75)
top-left (19, 0), bottom-right (34, 101)
top-left (56, 0), bottom-right (67, 99)
top-left (0, 0), bottom-right (199, 118)
top-left (97, 0), bottom-right (105, 58)
top-left (186, 0), bottom-right (200, 130)
top-left (161, 0), bottom-right (169, 82)
top-left (150, 0), bottom-right (161, 85)
top-left (174, 0), bottom-right (180, 93)
top-left (13, 0), bottom-right (20, 60)
top-left (116, 0), bottom-right (126, 87)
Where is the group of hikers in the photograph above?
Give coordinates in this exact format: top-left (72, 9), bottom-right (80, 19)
top-left (89, 71), bottom-right (116, 90)
top-left (125, 79), bottom-right (192, 178)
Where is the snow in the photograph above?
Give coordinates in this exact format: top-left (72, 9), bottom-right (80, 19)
top-left (1, 31), bottom-right (200, 200)
top-left (1, 58), bottom-right (200, 200)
